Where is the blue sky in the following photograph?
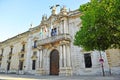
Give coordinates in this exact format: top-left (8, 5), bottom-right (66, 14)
top-left (0, 0), bottom-right (89, 42)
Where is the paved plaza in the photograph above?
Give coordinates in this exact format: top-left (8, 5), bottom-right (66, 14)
top-left (0, 74), bottom-right (120, 80)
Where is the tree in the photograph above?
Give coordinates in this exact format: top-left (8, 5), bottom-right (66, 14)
top-left (74, 0), bottom-right (120, 51)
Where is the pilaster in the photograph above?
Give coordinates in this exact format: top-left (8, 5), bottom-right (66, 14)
top-left (59, 40), bottom-right (72, 76)
top-left (36, 46), bottom-right (45, 75)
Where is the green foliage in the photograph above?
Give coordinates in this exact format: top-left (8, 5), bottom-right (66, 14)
top-left (74, 0), bottom-right (120, 51)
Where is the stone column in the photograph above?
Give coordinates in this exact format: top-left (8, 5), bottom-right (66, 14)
top-left (36, 50), bottom-right (40, 71)
top-left (37, 49), bottom-right (43, 69)
top-left (66, 44), bottom-right (72, 76)
top-left (59, 41), bottom-right (72, 76)
top-left (36, 47), bottom-right (44, 75)
top-left (59, 45), bottom-right (63, 68)
top-left (63, 45), bottom-right (66, 67)
top-left (48, 28), bottom-right (51, 37)
top-left (63, 20), bottom-right (66, 34)
top-left (64, 19), bottom-right (68, 34)
top-left (40, 49), bottom-right (45, 75)
top-left (40, 50), bottom-right (42, 68)
top-left (59, 43), bottom-right (67, 76)
top-left (66, 45), bottom-right (71, 67)
top-left (66, 20), bottom-right (69, 34)
top-left (60, 22), bottom-right (63, 34)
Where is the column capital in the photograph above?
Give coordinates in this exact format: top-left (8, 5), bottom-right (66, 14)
top-left (38, 46), bottom-right (43, 50)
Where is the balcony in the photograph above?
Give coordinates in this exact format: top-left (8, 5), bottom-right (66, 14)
top-left (37, 34), bottom-right (71, 46)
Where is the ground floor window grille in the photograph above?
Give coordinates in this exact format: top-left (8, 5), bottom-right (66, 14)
top-left (7, 62), bottom-right (10, 71)
top-left (19, 61), bottom-right (23, 70)
top-left (32, 60), bottom-right (36, 70)
top-left (84, 53), bottom-right (92, 68)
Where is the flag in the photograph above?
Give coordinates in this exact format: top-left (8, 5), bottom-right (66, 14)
top-left (44, 26), bottom-right (48, 32)
top-left (40, 29), bottom-right (43, 35)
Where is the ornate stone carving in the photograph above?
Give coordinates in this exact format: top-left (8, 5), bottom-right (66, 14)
top-left (37, 46), bottom-right (43, 50)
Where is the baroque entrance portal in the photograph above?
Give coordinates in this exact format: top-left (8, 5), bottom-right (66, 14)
top-left (50, 49), bottom-right (59, 75)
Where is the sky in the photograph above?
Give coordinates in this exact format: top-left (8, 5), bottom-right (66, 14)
top-left (0, 0), bottom-right (90, 42)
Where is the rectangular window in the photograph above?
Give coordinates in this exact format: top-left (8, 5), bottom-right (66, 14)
top-left (0, 49), bottom-right (4, 65)
top-left (19, 61), bottom-right (23, 70)
top-left (10, 47), bottom-right (13, 53)
top-left (2, 49), bottom-right (4, 54)
top-left (9, 56), bottom-right (11, 60)
top-left (32, 60), bottom-right (36, 70)
top-left (22, 44), bottom-right (25, 51)
top-left (84, 53), bottom-right (92, 68)
top-left (9, 47), bottom-right (13, 60)
top-left (7, 62), bottom-right (10, 71)
top-left (34, 40), bottom-right (37, 48)
top-left (21, 54), bottom-right (24, 58)
top-left (51, 28), bottom-right (57, 36)
top-left (1, 49), bottom-right (3, 58)
top-left (0, 53), bottom-right (3, 61)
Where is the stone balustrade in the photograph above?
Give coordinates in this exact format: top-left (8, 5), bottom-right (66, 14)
top-left (37, 34), bottom-right (71, 46)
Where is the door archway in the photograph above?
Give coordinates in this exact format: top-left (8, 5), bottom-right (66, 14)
top-left (50, 49), bottom-right (59, 75)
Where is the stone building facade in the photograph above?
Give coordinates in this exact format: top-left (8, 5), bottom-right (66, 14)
top-left (0, 6), bottom-right (120, 76)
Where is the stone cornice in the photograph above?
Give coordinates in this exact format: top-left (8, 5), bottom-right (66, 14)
top-left (29, 25), bottom-right (40, 34)
top-left (0, 31), bottom-right (30, 47)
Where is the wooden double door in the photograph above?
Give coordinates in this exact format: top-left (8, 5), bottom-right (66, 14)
top-left (50, 50), bottom-right (59, 75)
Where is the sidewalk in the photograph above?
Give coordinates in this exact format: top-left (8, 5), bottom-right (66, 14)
top-left (0, 74), bottom-right (120, 80)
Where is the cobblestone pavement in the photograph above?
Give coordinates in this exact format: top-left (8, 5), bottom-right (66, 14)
top-left (0, 74), bottom-right (120, 80)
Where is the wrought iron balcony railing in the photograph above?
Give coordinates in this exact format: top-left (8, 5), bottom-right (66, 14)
top-left (37, 34), bottom-right (71, 46)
